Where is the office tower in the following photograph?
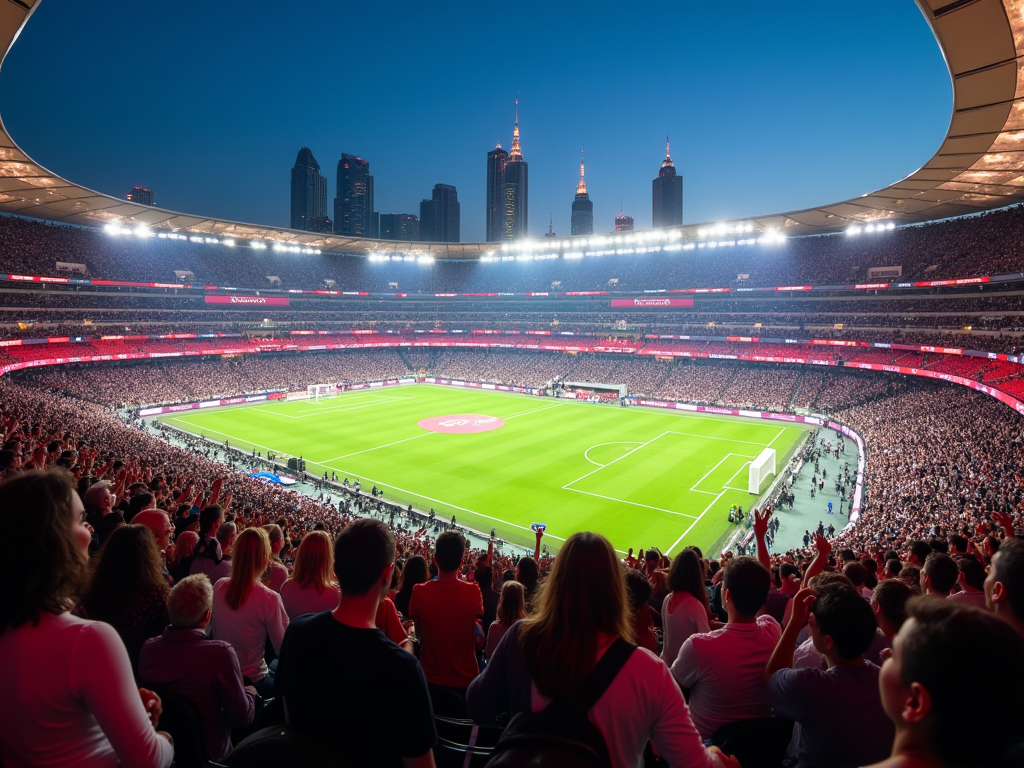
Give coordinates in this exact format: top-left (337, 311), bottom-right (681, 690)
top-left (502, 100), bottom-right (529, 239)
top-left (544, 216), bottom-right (557, 238)
top-left (126, 186), bottom-right (154, 206)
top-left (486, 144), bottom-right (508, 242)
top-left (420, 184), bottom-right (460, 242)
top-left (379, 213), bottom-right (420, 241)
top-left (615, 204), bottom-right (634, 231)
top-left (652, 137), bottom-right (683, 228)
top-left (334, 154), bottom-right (374, 237)
top-left (290, 147), bottom-right (330, 232)
top-left (570, 148), bottom-right (594, 236)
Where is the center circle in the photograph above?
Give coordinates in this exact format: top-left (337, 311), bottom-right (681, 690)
top-left (418, 414), bottom-right (506, 434)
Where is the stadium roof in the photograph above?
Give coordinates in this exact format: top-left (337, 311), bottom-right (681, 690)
top-left (2, 0), bottom-right (1024, 258)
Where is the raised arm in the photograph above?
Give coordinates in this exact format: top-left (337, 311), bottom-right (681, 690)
top-left (752, 508), bottom-right (771, 571)
top-left (765, 588), bottom-right (815, 680)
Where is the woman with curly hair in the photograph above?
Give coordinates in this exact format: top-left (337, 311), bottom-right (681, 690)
top-left (0, 470), bottom-right (173, 768)
top-left (78, 524), bottom-right (170, 674)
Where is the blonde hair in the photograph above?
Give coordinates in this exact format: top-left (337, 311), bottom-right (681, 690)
top-left (290, 531), bottom-right (336, 593)
top-left (168, 530), bottom-right (199, 569)
top-left (226, 527), bottom-right (270, 611)
top-left (496, 581), bottom-right (527, 627)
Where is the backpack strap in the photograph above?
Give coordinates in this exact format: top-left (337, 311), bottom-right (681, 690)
top-left (578, 638), bottom-right (636, 711)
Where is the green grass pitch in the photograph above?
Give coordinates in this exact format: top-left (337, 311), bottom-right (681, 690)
top-left (158, 385), bottom-right (809, 556)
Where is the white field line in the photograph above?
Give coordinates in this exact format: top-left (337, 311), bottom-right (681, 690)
top-left (160, 419), bottom-right (286, 457)
top-left (666, 490), bottom-right (726, 556)
top-left (502, 403), bottom-right (566, 419)
top-left (666, 430), bottom-right (771, 447)
top-left (264, 395), bottom-right (418, 419)
top-left (690, 455), bottom-right (732, 492)
top-left (564, 487), bottom-right (698, 519)
top-left (766, 428), bottom-right (787, 448)
top-left (562, 432), bottom-right (671, 489)
top-left (583, 441), bottom-right (644, 467)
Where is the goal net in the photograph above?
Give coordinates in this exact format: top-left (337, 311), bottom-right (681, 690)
top-left (748, 448), bottom-right (776, 494)
top-left (307, 383), bottom-right (339, 402)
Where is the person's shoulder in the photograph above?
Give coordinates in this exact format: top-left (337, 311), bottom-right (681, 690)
top-left (756, 614), bottom-right (782, 633)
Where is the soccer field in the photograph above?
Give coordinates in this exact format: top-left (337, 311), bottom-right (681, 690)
top-left (157, 385), bottom-right (808, 556)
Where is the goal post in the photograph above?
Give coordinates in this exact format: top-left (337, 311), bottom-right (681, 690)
top-left (748, 448), bottom-right (776, 494)
top-left (307, 383), bottom-right (339, 402)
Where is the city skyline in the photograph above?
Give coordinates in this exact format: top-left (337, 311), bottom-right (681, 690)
top-left (2, 1), bottom-right (950, 242)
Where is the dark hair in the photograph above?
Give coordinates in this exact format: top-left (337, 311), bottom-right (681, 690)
top-left (398, 555), bottom-right (429, 598)
top-left (333, 519), bottom-right (395, 596)
top-left (928, 538), bottom-right (948, 555)
top-left (80, 525), bottom-right (167, 625)
top-left (516, 556), bottom-right (539, 598)
top-left (780, 563), bottom-right (800, 580)
top-left (908, 540), bottom-right (931, 563)
top-left (520, 532), bottom-right (632, 701)
top-left (433, 530), bottom-right (465, 573)
top-left (872, 579), bottom-right (912, 630)
top-left (843, 561), bottom-right (868, 588)
top-left (812, 582), bottom-right (877, 660)
top-left (898, 599), bottom-right (1024, 767)
top-left (0, 471), bottom-right (90, 631)
top-left (624, 568), bottom-right (652, 611)
top-left (668, 549), bottom-right (709, 607)
top-left (955, 554), bottom-right (986, 592)
top-left (948, 534), bottom-right (968, 553)
top-left (198, 504), bottom-right (224, 537)
top-left (125, 493), bottom-right (153, 522)
top-left (992, 538), bottom-right (1024, 622)
top-left (885, 558), bottom-right (903, 577)
top-left (475, 565), bottom-right (493, 591)
top-left (922, 552), bottom-right (959, 595)
top-left (722, 556), bottom-right (770, 617)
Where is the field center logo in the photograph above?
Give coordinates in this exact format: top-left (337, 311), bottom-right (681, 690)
top-left (418, 414), bottom-right (506, 434)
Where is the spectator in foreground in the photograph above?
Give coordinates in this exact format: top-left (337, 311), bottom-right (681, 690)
top-left (0, 470), bottom-right (173, 768)
top-left (671, 555), bottom-right (779, 740)
top-left (985, 537), bottom-right (1024, 636)
top-left (919, 552), bottom-right (958, 598)
top-left (467, 531), bottom-right (737, 768)
top-left (625, 568), bottom-right (658, 653)
top-left (207, 526), bottom-right (288, 697)
top-left (139, 574), bottom-right (256, 761)
top-left (77, 524), bottom-right (170, 674)
top-left (485, 581), bottom-right (525, 661)
top-left (947, 553), bottom-right (987, 607)
top-left (661, 548), bottom-right (712, 664)
top-left (274, 519), bottom-right (437, 768)
top-left (280, 530), bottom-right (340, 619)
top-left (765, 583), bottom-right (895, 768)
top-left (409, 531), bottom-right (483, 697)
top-left (207, 521), bottom-right (237, 583)
top-left (866, 599), bottom-right (1024, 768)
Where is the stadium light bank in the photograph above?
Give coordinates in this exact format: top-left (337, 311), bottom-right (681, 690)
top-left (102, 224), bottom-right (321, 255)
top-left (846, 222), bottom-right (895, 236)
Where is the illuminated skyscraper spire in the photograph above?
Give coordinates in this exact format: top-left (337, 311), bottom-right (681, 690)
top-left (576, 147), bottom-right (587, 195)
top-left (509, 97), bottom-right (523, 160)
top-left (661, 136), bottom-right (675, 171)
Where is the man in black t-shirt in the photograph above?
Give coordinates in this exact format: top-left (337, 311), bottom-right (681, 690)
top-left (275, 518), bottom-right (437, 768)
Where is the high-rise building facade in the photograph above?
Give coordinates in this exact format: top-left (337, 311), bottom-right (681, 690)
top-left (570, 149), bottom-right (593, 237)
top-left (652, 138), bottom-right (683, 228)
top-left (334, 154), bottom-right (375, 237)
top-left (290, 147), bottom-right (330, 232)
top-left (615, 207), bottom-right (635, 231)
top-left (420, 184), bottom-right (460, 242)
top-left (486, 144), bottom-right (508, 242)
top-left (379, 213), bottom-right (420, 241)
top-left (126, 186), bottom-right (154, 206)
top-left (502, 102), bottom-right (528, 240)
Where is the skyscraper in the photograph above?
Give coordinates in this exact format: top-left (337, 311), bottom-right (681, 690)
top-left (290, 147), bottom-right (330, 232)
top-left (652, 138), bottom-right (683, 228)
top-left (379, 213), bottom-right (420, 241)
top-left (334, 154), bottom-right (375, 237)
top-left (126, 186), bottom-right (154, 206)
top-left (570, 148), bottom-right (593, 237)
top-left (420, 184), bottom-right (460, 242)
top-left (486, 144), bottom-right (508, 242)
top-left (502, 100), bottom-right (529, 240)
top-left (615, 205), bottom-right (635, 232)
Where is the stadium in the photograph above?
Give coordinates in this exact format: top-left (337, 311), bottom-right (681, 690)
top-left (2, 2), bottom-right (1024, 768)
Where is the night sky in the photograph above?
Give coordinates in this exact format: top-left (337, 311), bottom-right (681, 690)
top-left (0, 0), bottom-right (950, 241)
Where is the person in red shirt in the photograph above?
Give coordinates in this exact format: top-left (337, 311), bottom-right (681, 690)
top-left (410, 531), bottom-right (483, 698)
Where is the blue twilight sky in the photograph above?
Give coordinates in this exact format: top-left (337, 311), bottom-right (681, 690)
top-left (0, 0), bottom-right (950, 242)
